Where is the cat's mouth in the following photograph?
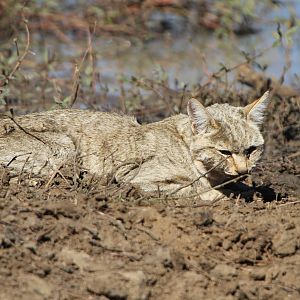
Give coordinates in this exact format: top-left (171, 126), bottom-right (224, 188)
top-left (224, 169), bottom-right (252, 181)
top-left (224, 164), bottom-right (252, 177)
top-left (208, 169), bottom-right (250, 186)
top-left (225, 170), bottom-right (250, 176)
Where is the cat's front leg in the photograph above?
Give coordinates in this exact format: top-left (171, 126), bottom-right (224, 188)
top-left (194, 175), bottom-right (226, 201)
top-left (198, 188), bottom-right (225, 201)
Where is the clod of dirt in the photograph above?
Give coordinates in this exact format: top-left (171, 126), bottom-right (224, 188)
top-left (128, 207), bottom-right (160, 226)
top-left (272, 230), bottom-right (298, 257)
top-left (222, 239), bottom-right (233, 251)
top-left (211, 264), bottom-right (238, 279)
top-left (234, 281), bottom-right (258, 300)
top-left (157, 271), bottom-right (209, 300)
top-left (0, 227), bottom-right (20, 248)
top-left (18, 274), bottom-right (53, 300)
top-left (58, 248), bottom-right (98, 272)
top-left (193, 211), bottom-right (214, 227)
top-left (265, 265), bottom-right (300, 291)
top-left (23, 241), bottom-right (38, 254)
top-left (87, 270), bottom-right (150, 300)
top-left (249, 268), bottom-right (267, 281)
top-left (38, 201), bottom-right (82, 219)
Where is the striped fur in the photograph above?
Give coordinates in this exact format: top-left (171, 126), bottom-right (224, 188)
top-left (0, 92), bottom-right (269, 200)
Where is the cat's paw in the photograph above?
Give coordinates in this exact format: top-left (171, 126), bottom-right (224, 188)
top-left (199, 189), bottom-right (225, 201)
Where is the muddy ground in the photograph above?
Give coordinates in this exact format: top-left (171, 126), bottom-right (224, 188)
top-left (0, 87), bottom-right (299, 300)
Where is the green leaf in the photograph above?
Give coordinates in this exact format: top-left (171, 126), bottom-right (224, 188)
top-left (54, 95), bottom-right (62, 104)
top-left (62, 96), bottom-right (71, 107)
top-left (286, 26), bottom-right (299, 37)
top-left (272, 31), bottom-right (281, 41)
top-left (272, 40), bottom-right (281, 48)
top-left (85, 65), bottom-right (93, 76)
top-left (286, 37), bottom-right (293, 47)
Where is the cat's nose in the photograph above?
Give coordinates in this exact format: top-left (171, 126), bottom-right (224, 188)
top-left (237, 167), bottom-right (248, 175)
top-left (232, 154), bottom-right (248, 175)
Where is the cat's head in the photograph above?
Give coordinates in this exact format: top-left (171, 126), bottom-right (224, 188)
top-left (187, 91), bottom-right (270, 182)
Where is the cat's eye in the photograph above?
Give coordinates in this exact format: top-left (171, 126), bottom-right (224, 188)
top-left (245, 146), bottom-right (257, 156)
top-left (218, 149), bottom-right (232, 156)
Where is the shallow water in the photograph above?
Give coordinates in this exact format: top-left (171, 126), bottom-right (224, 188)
top-left (91, 3), bottom-right (299, 88)
top-left (39, 1), bottom-right (300, 105)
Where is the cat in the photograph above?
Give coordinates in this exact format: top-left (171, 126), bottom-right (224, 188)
top-left (0, 91), bottom-right (270, 200)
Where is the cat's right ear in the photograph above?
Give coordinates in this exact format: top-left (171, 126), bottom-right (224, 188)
top-left (187, 98), bottom-right (219, 134)
top-left (244, 91), bottom-right (270, 125)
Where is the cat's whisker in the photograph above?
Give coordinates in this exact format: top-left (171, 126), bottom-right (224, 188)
top-left (169, 156), bottom-right (228, 195)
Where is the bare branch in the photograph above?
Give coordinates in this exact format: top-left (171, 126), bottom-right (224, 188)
top-left (69, 22), bottom-right (97, 107)
top-left (7, 110), bottom-right (46, 145)
top-left (7, 20), bottom-right (30, 84)
top-left (170, 156), bottom-right (229, 195)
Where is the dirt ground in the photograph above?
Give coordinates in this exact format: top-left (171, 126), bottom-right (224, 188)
top-left (0, 0), bottom-right (300, 298)
top-left (0, 91), bottom-right (299, 300)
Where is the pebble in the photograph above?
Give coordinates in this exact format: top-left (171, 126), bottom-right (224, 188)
top-left (211, 264), bottom-right (238, 279)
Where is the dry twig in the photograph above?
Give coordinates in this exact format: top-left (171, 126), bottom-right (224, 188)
top-left (0, 19), bottom-right (31, 102)
top-left (278, 200), bottom-right (300, 207)
top-left (170, 156), bottom-right (229, 195)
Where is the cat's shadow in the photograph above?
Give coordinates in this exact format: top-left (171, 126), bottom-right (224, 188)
top-left (221, 182), bottom-right (279, 202)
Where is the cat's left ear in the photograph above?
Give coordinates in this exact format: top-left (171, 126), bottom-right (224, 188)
top-left (244, 91), bottom-right (270, 125)
top-left (187, 98), bottom-right (219, 134)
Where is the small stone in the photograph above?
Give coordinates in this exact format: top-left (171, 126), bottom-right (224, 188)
top-left (2, 214), bottom-right (17, 223)
top-left (193, 211), bottom-right (213, 227)
top-left (211, 264), bottom-right (238, 279)
top-left (35, 265), bottom-right (51, 278)
top-left (249, 268), bottom-right (266, 281)
top-left (58, 248), bottom-right (96, 271)
top-left (28, 179), bottom-right (39, 187)
top-left (224, 281), bottom-right (239, 295)
top-left (265, 266), bottom-right (280, 282)
top-left (24, 241), bottom-right (37, 254)
top-left (222, 239), bottom-right (232, 251)
top-left (213, 214), bottom-right (228, 224)
top-left (235, 289), bottom-right (250, 300)
top-left (0, 233), bottom-right (13, 248)
top-left (230, 232), bottom-right (242, 243)
top-left (284, 223), bottom-right (295, 230)
top-left (272, 232), bottom-right (297, 257)
top-left (22, 274), bottom-right (53, 298)
top-left (208, 236), bottom-right (222, 249)
top-left (87, 270), bottom-right (149, 300)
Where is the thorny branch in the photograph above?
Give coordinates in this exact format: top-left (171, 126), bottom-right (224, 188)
top-left (6, 152), bottom-right (32, 167)
top-left (69, 22), bottom-right (97, 108)
top-left (6, 109), bottom-right (46, 145)
top-left (0, 19), bottom-right (31, 103)
top-left (170, 156), bottom-right (229, 195)
top-left (201, 45), bottom-right (273, 87)
top-left (45, 163), bottom-right (71, 189)
top-left (133, 77), bottom-right (176, 114)
top-left (188, 173), bottom-right (248, 199)
top-left (149, 173), bottom-right (249, 203)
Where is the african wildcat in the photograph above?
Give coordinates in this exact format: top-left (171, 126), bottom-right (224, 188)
top-left (0, 91), bottom-right (269, 200)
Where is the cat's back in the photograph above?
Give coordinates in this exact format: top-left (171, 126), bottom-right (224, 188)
top-left (0, 109), bottom-right (141, 175)
top-left (0, 109), bottom-right (140, 136)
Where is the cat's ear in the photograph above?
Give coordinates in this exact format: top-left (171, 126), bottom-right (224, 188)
top-left (187, 98), bottom-right (219, 134)
top-left (244, 91), bottom-right (270, 125)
